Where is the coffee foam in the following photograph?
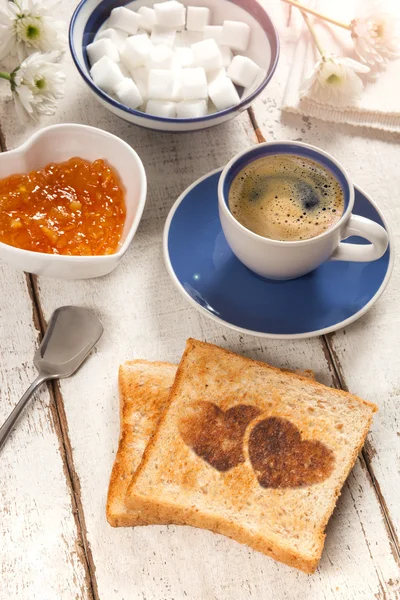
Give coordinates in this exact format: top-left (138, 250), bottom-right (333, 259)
top-left (228, 154), bottom-right (344, 241)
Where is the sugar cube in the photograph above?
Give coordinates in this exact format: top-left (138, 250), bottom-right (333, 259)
top-left (172, 75), bottom-right (183, 101)
top-left (137, 6), bottom-right (156, 32)
top-left (176, 99), bottom-right (207, 118)
top-left (186, 7), bottom-right (210, 32)
top-left (175, 46), bottom-right (194, 68)
top-left (146, 100), bottom-right (177, 117)
top-left (131, 67), bottom-right (149, 103)
top-left (90, 56), bottom-right (124, 94)
top-left (220, 45), bottom-right (233, 68)
top-left (108, 7), bottom-right (140, 35)
top-left (151, 25), bottom-right (176, 47)
top-left (244, 68), bottom-right (267, 98)
top-left (96, 28), bottom-right (128, 51)
top-left (148, 69), bottom-right (175, 99)
top-left (115, 77), bottom-right (143, 108)
top-left (221, 20), bottom-right (251, 51)
top-left (191, 38), bottom-right (222, 71)
top-left (86, 38), bottom-right (119, 66)
top-left (227, 55), bottom-right (261, 88)
top-left (180, 67), bottom-right (207, 100)
top-left (206, 66), bottom-right (226, 84)
top-left (147, 44), bottom-right (175, 69)
top-left (120, 35), bottom-right (152, 71)
top-left (174, 30), bottom-right (202, 48)
top-left (154, 1), bottom-right (186, 28)
top-left (203, 25), bottom-right (223, 44)
top-left (208, 75), bottom-right (240, 110)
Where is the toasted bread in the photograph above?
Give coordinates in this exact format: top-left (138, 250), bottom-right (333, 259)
top-left (106, 360), bottom-right (177, 527)
top-left (126, 339), bottom-right (377, 573)
top-left (107, 361), bottom-right (315, 527)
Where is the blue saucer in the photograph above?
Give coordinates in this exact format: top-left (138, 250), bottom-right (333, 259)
top-left (164, 169), bottom-right (393, 339)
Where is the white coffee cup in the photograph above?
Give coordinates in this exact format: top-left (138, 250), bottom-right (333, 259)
top-left (218, 141), bottom-right (389, 280)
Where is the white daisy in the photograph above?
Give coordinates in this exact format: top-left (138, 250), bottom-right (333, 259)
top-left (8, 51), bottom-right (66, 119)
top-left (351, 3), bottom-right (399, 66)
top-left (300, 54), bottom-right (370, 107)
top-left (0, 0), bottom-right (67, 61)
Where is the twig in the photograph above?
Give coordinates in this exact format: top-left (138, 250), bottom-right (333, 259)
top-left (282, 0), bottom-right (351, 31)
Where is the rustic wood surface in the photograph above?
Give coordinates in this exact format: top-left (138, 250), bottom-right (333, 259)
top-left (0, 1), bottom-right (399, 598)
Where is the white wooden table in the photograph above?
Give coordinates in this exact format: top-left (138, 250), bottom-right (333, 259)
top-left (1, 1), bottom-right (399, 598)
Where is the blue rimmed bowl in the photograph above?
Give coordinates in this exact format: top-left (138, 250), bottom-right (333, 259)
top-left (69, 0), bottom-right (279, 132)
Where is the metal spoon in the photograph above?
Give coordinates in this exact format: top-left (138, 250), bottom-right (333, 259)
top-left (0, 306), bottom-right (103, 451)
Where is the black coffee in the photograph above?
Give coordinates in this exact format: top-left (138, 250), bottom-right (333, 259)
top-left (228, 154), bottom-right (344, 241)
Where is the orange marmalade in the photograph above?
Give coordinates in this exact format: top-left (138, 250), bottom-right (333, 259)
top-left (0, 157), bottom-right (126, 256)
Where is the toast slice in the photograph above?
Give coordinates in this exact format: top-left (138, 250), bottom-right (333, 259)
top-left (106, 360), bottom-right (177, 527)
top-left (126, 339), bottom-right (377, 573)
top-left (107, 361), bottom-right (314, 527)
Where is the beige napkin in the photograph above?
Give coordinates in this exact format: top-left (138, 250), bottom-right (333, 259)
top-left (282, 0), bottom-right (400, 132)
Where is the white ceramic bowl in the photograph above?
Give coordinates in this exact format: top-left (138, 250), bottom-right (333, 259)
top-left (0, 123), bottom-right (146, 279)
top-left (69, 0), bottom-right (279, 132)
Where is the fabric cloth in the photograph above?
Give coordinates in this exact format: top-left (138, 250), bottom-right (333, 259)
top-left (282, 0), bottom-right (400, 132)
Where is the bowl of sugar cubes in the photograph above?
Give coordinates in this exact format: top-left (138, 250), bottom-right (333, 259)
top-left (69, 0), bottom-right (279, 131)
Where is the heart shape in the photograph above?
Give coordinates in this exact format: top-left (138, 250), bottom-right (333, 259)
top-left (248, 417), bottom-right (334, 488)
top-left (179, 401), bottom-right (261, 472)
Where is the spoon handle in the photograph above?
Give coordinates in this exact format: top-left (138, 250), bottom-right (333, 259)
top-left (0, 375), bottom-right (48, 452)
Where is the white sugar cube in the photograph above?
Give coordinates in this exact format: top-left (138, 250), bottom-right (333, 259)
top-left (137, 6), bottom-right (156, 32)
top-left (191, 38), bottom-right (222, 71)
top-left (115, 77), bottom-right (143, 108)
top-left (90, 56), bottom-right (124, 94)
top-left (86, 38), bottom-right (119, 65)
top-left (146, 99), bottom-right (176, 117)
top-left (208, 75), bottom-right (240, 110)
top-left (203, 25), bottom-right (223, 44)
top-left (175, 46), bottom-right (194, 67)
top-left (207, 66), bottom-right (226, 84)
top-left (186, 7), bottom-right (210, 32)
top-left (131, 67), bottom-right (149, 102)
top-left (221, 20), bottom-right (250, 51)
top-left (96, 28), bottom-right (128, 51)
top-left (154, 1), bottom-right (185, 28)
top-left (147, 44), bottom-right (175, 69)
top-left (176, 99), bottom-right (207, 118)
top-left (244, 67), bottom-right (267, 98)
top-left (227, 55), bottom-right (261, 88)
top-left (220, 45), bottom-right (233, 67)
top-left (180, 67), bottom-right (207, 99)
top-left (174, 30), bottom-right (202, 47)
top-left (172, 75), bottom-right (183, 101)
top-left (120, 35), bottom-right (152, 71)
top-left (151, 25), bottom-right (176, 47)
top-left (108, 7), bottom-right (140, 35)
top-left (148, 69), bottom-right (175, 99)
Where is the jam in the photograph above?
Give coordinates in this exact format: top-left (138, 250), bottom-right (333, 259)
top-left (0, 157), bottom-right (126, 255)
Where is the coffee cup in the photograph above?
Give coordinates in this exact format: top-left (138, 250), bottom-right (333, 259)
top-left (218, 141), bottom-right (389, 280)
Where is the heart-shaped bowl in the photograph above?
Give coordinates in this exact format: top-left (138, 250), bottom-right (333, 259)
top-left (0, 123), bottom-right (146, 279)
top-left (69, 0), bottom-right (279, 132)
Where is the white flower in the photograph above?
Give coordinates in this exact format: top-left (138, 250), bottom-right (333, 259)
top-left (300, 54), bottom-right (370, 107)
top-left (0, 0), bottom-right (67, 61)
top-left (11, 51), bottom-right (65, 120)
top-left (351, 3), bottom-right (399, 66)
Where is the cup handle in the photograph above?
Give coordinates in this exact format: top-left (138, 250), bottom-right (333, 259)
top-left (330, 214), bottom-right (389, 262)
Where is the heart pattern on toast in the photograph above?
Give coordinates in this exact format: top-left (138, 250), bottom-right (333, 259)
top-left (248, 417), bottom-right (334, 488)
top-left (179, 401), bottom-right (262, 472)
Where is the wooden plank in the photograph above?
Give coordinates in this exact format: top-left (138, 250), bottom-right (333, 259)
top-left (0, 265), bottom-right (91, 599)
top-left (1, 0), bottom-right (398, 596)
